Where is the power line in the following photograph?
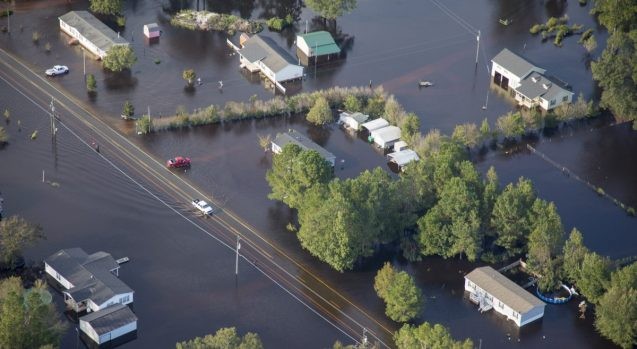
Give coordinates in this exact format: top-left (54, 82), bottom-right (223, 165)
top-left (428, 0), bottom-right (478, 35)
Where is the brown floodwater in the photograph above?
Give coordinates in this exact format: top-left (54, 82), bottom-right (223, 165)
top-left (1, 0), bottom-right (635, 348)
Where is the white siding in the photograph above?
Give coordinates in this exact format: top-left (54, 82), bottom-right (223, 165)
top-left (540, 90), bottom-right (573, 111)
top-left (44, 263), bottom-right (73, 290)
top-left (274, 64), bottom-right (304, 83)
top-left (296, 36), bottom-right (311, 56)
top-left (80, 318), bottom-right (137, 344)
top-left (79, 319), bottom-right (100, 343)
top-left (92, 292), bottom-right (134, 312)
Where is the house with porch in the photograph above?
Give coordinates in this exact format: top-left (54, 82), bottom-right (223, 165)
top-left (45, 248), bottom-right (133, 313)
top-left (491, 48), bottom-right (573, 111)
top-left (465, 266), bottom-right (545, 327)
top-left (59, 11), bottom-right (129, 60)
top-left (296, 31), bottom-right (341, 65)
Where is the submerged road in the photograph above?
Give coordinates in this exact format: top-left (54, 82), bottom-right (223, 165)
top-left (0, 48), bottom-right (395, 347)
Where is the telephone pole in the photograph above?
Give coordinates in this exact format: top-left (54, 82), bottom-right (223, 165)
top-left (49, 98), bottom-right (57, 137)
top-left (235, 236), bottom-right (241, 275)
top-left (475, 30), bottom-right (480, 65)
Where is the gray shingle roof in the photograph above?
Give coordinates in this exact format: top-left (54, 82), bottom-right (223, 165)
top-left (80, 304), bottom-right (137, 335)
top-left (239, 35), bottom-right (297, 74)
top-left (465, 266), bottom-right (544, 314)
top-left (492, 48), bottom-right (542, 78)
top-left (59, 11), bottom-right (128, 53)
top-left (273, 129), bottom-right (335, 164)
top-left (516, 72), bottom-right (572, 101)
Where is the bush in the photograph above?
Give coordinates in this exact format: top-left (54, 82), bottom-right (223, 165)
top-left (31, 31), bottom-right (40, 43)
top-left (86, 74), bottom-right (97, 92)
top-left (122, 100), bottom-right (134, 118)
top-left (0, 126), bottom-right (8, 144)
top-left (136, 115), bottom-right (153, 134)
top-left (266, 17), bottom-right (285, 31)
top-left (44, 42), bottom-right (51, 52)
top-left (182, 69), bottom-right (196, 85)
top-left (343, 95), bottom-right (362, 112)
top-left (530, 24), bottom-right (544, 34)
top-left (116, 16), bottom-right (126, 27)
top-left (306, 96), bottom-right (333, 125)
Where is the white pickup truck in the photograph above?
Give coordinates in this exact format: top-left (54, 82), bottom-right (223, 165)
top-left (192, 199), bottom-right (214, 215)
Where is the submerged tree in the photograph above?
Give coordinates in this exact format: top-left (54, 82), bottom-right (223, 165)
top-left (490, 177), bottom-right (536, 257)
top-left (374, 262), bottom-right (423, 322)
top-left (176, 327), bottom-right (263, 349)
top-left (0, 215), bottom-right (44, 268)
top-left (526, 199), bottom-right (564, 291)
top-left (89, 0), bottom-right (122, 15)
top-left (306, 96), bottom-right (333, 125)
top-left (305, 0), bottom-right (357, 20)
top-left (103, 45), bottom-right (137, 72)
top-left (394, 322), bottom-right (473, 349)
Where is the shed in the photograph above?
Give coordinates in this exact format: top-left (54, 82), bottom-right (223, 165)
top-left (58, 11), bottom-right (129, 60)
top-left (393, 141), bottom-right (408, 152)
top-left (339, 111), bottom-right (369, 131)
top-left (79, 304), bottom-right (137, 344)
top-left (361, 118), bottom-right (389, 132)
top-left (271, 129), bottom-right (336, 166)
top-left (388, 149), bottom-right (419, 167)
top-left (296, 31), bottom-right (340, 65)
top-left (143, 23), bottom-right (160, 39)
top-left (370, 126), bottom-right (401, 149)
top-left (465, 266), bottom-right (545, 327)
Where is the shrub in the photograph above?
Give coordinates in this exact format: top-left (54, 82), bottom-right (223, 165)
top-left (86, 74), bottom-right (97, 92)
top-left (306, 96), bottom-right (333, 125)
top-left (3, 109), bottom-right (9, 121)
top-left (122, 100), bottom-right (134, 118)
top-left (530, 24), bottom-right (544, 34)
top-left (0, 126), bottom-right (8, 144)
top-left (182, 69), bottom-right (196, 85)
top-left (136, 115), bottom-right (153, 134)
top-left (627, 207), bottom-right (636, 216)
top-left (44, 42), bottom-right (51, 52)
top-left (116, 16), bottom-right (126, 27)
top-left (31, 31), bottom-right (40, 43)
top-left (266, 17), bottom-right (285, 31)
top-left (343, 95), bottom-right (362, 112)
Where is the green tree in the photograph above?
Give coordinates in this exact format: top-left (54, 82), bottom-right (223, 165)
top-left (400, 113), bottom-right (421, 142)
top-left (136, 114), bottom-right (153, 134)
top-left (496, 111), bottom-right (525, 139)
top-left (122, 100), bottom-right (134, 118)
top-left (592, 0), bottom-right (637, 32)
top-left (594, 262), bottom-right (637, 349)
top-left (490, 177), bottom-right (536, 256)
top-left (394, 322), bottom-right (473, 349)
top-left (479, 118), bottom-right (491, 141)
top-left (374, 263), bottom-right (423, 322)
top-left (481, 166), bottom-right (499, 231)
top-left (176, 327), bottom-right (263, 349)
top-left (364, 95), bottom-right (386, 118)
top-left (0, 215), bottom-right (44, 268)
top-left (578, 252), bottom-right (611, 304)
top-left (266, 144), bottom-right (333, 209)
top-left (103, 45), bottom-right (137, 72)
top-left (526, 199), bottom-right (564, 291)
top-left (343, 95), bottom-right (362, 112)
top-left (562, 228), bottom-right (588, 284)
top-left (182, 69), bottom-right (196, 85)
top-left (305, 0), bottom-right (357, 20)
top-left (384, 95), bottom-right (404, 125)
top-left (86, 74), bottom-right (97, 92)
top-left (89, 0), bottom-right (122, 15)
top-left (307, 96), bottom-right (333, 125)
top-left (451, 123), bottom-right (480, 148)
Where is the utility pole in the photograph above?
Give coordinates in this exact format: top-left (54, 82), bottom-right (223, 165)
top-left (361, 328), bottom-right (368, 348)
top-left (305, 20), bottom-right (308, 34)
top-left (49, 98), bottom-right (57, 137)
top-left (6, 8), bottom-right (9, 34)
top-left (147, 106), bottom-right (151, 133)
top-left (235, 236), bottom-right (241, 275)
top-left (82, 48), bottom-right (86, 77)
top-left (314, 41), bottom-right (318, 77)
top-left (475, 30), bottom-right (480, 65)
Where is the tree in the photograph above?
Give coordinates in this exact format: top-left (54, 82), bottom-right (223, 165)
top-left (490, 177), bottom-right (536, 257)
top-left (479, 118), bottom-right (491, 141)
top-left (400, 113), bottom-right (420, 142)
top-left (0, 215), bottom-right (44, 267)
top-left (526, 199), bottom-right (564, 291)
top-left (343, 95), bottom-right (362, 112)
top-left (86, 74), bottom-right (97, 92)
top-left (182, 69), bottom-right (196, 86)
top-left (364, 95), bottom-right (386, 118)
top-left (257, 134), bottom-right (271, 152)
top-left (496, 111), bottom-right (525, 139)
top-left (103, 45), bottom-right (137, 72)
top-left (451, 123), bottom-right (480, 148)
top-left (394, 322), bottom-right (473, 349)
top-left (266, 144), bottom-right (333, 209)
top-left (481, 166), bottom-right (499, 231)
top-left (578, 252), bottom-right (610, 304)
top-left (592, 0), bottom-right (637, 32)
top-left (136, 114), bottom-right (153, 134)
top-left (594, 262), bottom-right (637, 349)
top-left (562, 228), bottom-right (588, 284)
top-left (89, 0), bottom-right (122, 15)
top-left (384, 95), bottom-right (404, 125)
top-left (374, 263), bottom-right (423, 322)
top-left (176, 327), bottom-right (263, 349)
top-left (0, 277), bottom-right (65, 349)
top-left (122, 100), bottom-right (134, 118)
top-left (305, 0), bottom-right (357, 20)
top-left (306, 96), bottom-right (333, 125)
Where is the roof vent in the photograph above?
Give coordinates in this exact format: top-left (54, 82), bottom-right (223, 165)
top-left (542, 83), bottom-right (551, 89)
top-left (531, 76), bottom-right (539, 83)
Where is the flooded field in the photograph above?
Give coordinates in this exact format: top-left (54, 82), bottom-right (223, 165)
top-left (1, 0), bottom-right (635, 348)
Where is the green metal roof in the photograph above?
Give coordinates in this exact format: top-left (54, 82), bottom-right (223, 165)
top-left (298, 31), bottom-right (341, 56)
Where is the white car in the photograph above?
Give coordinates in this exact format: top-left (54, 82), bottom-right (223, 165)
top-left (192, 199), bottom-right (214, 215)
top-left (45, 65), bottom-right (69, 76)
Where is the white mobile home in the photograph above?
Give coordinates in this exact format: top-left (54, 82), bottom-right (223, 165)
top-left (339, 111), bottom-right (369, 131)
top-left (361, 118), bottom-right (389, 132)
top-left (79, 304), bottom-right (137, 345)
top-left (238, 35), bottom-right (304, 87)
top-left (370, 126), bottom-right (401, 149)
top-left (465, 266), bottom-right (545, 327)
top-left (59, 11), bottom-right (129, 60)
top-left (272, 129), bottom-right (336, 166)
top-left (388, 149), bottom-right (419, 168)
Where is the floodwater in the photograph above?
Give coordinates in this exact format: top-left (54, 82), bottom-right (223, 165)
top-left (1, 0), bottom-right (635, 348)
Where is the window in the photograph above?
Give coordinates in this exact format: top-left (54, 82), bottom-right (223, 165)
top-left (512, 312), bottom-right (519, 319)
top-left (550, 99), bottom-right (556, 106)
top-left (120, 295), bottom-right (130, 303)
top-left (562, 95), bottom-right (568, 102)
top-left (498, 301), bottom-right (504, 308)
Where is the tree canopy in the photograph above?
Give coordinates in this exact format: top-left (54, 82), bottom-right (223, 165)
top-left (306, 96), bottom-right (334, 125)
top-left (89, 0), bottom-right (122, 15)
top-left (0, 215), bottom-right (44, 268)
top-left (374, 262), bottom-right (423, 322)
top-left (490, 178), bottom-right (536, 257)
top-left (526, 199), bottom-right (564, 291)
top-left (103, 45), bottom-right (137, 72)
top-left (176, 327), bottom-right (263, 349)
top-left (305, 0), bottom-right (357, 20)
top-left (562, 228), bottom-right (589, 284)
top-left (577, 252), bottom-right (611, 304)
top-left (394, 322), bottom-right (473, 349)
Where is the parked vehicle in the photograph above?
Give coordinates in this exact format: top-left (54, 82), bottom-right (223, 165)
top-left (192, 199), bottom-right (214, 215)
top-left (45, 65), bottom-right (69, 76)
top-left (166, 156), bottom-right (191, 168)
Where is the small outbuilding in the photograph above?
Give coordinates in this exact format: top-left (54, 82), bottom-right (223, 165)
top-left (465, 266), bottom-right (545, 327)
top-left (79, 304), bottom-right (137, 345)
top-left (339, 111), bottom-right (369, 131)
top-left (361, 118), bottom-right (389, 132)
top-left (296, 31), bottom-right (341, 65)
top-left (393, 141), bottom-right (408, 152)
top-left (370, 126), bottom-right (401, 149)
top-left (388, 149), bottom-right (419, 168)
top-left (143, 23), bottom-right (160, 39)
top-left (272, 129), bottom-right (336, 166)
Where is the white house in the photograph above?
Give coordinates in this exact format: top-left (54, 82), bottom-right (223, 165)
top-left (272, 129), bottom-right (336, 166)
top-left (79, 304), bottom-right (137, 345)
top-left (465, 266), bottom-right (545, 327)
top-left (45, 248), bottom-right (134, 313)
top-left (59, 11), bottom-right (129, 60)
top-left (296, 31), bottom-right (341, 65)
top-left (238, 35), bottom-right (304, 88)
top-left (339, 111), bottom-right (369, 131)
top-left (370, 126), bottom-right (401, 149)
top-left (388, 149), bottom-right (419, 168)
top-left (361, 118), bottom-right (389, 132)
top-left (491, 48), bottom-right (573, 111)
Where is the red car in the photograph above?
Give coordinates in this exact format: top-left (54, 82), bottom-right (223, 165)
top-left (166, 156), bottom-right (191, 168)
